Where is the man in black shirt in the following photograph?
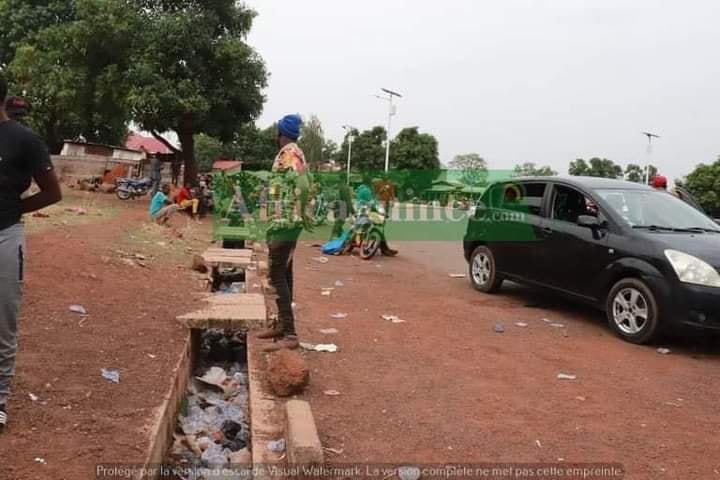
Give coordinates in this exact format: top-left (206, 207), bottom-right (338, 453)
top-left (0, 74), bottom-right (62, 433)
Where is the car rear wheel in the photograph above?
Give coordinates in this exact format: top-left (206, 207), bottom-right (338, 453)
top-left (606, 278), bottom-right (661, 344)
top-left (469, 246), bottom-right (503, 293)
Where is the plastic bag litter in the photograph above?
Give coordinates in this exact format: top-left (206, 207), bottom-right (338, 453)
top-left (381, 314), bottom-right (406, 324)
top-left (201, 443), bottom-right (228, 467)
top-left (330, 313), bottom-right (348, 319)
top-left (300, 342), bottom-right (338, 353)
top-left (197, 367), bottom-right (228, 388)
top-left (557, 373), bottom-right (577, 381)
top-left (334, 280), bottom-right (345, 287)
top-left (69, 305), bottom-right (87, 315)
top-left (267, 439), bottom-right (286, 453)
top-left (100, 368), bottom-right (120, 384)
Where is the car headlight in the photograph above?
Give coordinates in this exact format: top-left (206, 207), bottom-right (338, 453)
top-left (664, 249), bottom-right (720, 287)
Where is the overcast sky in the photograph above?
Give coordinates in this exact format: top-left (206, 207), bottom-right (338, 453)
top-left (245, 0), bottom-right (719, 180)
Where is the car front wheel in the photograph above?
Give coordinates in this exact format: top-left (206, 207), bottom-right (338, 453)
top-left (606, 278), bottom-right (661, 344)
top-left (469, 245), bottom-right (503, 293)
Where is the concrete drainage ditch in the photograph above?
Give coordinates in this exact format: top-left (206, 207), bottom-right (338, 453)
top-left (165, 329), bottom-right (252, 476)
top-left (136, 244), bottom-right (323, 480)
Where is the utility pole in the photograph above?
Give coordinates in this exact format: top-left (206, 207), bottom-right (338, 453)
top-left (641, 132), bottom-right (660, 184)
top-left (375, 88), bottom-right (402, 172)
top-left (342, 125), bottom-right (356, 185)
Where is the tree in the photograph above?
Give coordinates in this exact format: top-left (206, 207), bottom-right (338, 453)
top-left (349, 126), bottom-right (387, 172)
top-left (625, 163), bottom-right (657, 183)
top-left (323, 139), bottom-right (338, 165)
top-left (233, 123), bottom-right (276, 171)
top-left (449, 153), bottom-right (488, 185)
top-left (0, 0), bottom-right (76, 68)
top-left (128, 0), bottom-right (267, 185)
top-left (4, 0), bottom-right (136, 151)
top-left (297, 115), bottom-right (324, 171)
top-left (513, 162), bottom-right (557, 177)
top-left (194, 134), bottom-right (242, 173)
top-left (677, 158), bottom-right (720, 217)
top-left (569, 157), bottom-right (622, 178)
top-left (391, 127), bottom-right (440, 170)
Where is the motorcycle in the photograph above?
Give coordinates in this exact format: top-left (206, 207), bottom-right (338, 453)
top-left (115, 177), bottom-right (154, 200)
top-left (343, 203), bottom-right (387, 260)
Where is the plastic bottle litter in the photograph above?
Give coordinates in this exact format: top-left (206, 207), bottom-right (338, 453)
top-left (314, 344), bottom-right (338, 353)
top-left (515, 322), bottom-right (528, 328)
top-left (323, 390), bottom-right (342, 396)
top-left (557, 373), bottom-right (577, 381)
top-left (550, 323), bottom-right (565, 328)
top-left (267, 439), bottom-right (286, 453)
top-left (330, 313), bottom-right (348, 319)
top-left (101, 368), bottom-right (120, 384)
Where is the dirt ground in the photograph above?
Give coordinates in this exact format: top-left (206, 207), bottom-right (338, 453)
top-left (292, 242), bottom-right (720, 480)
top-left (2, 189), bottom-right (720, 480)
top-left (0, 189), bottom-right (212, 480)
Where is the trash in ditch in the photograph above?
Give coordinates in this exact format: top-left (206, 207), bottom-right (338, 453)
top-left (557, 373), bottom-right (577, 381)
top-left (320, 328), bottom-right (339, 335)
top-left (170, 330), bottom-right (249, 469)
top-left (331, 313), bottom-right (348, 319)
top-left (34, 457), bottom-right (47, 465)
top-left (267, 438), bottom-right (286, 453)
top-left (550, 323), bottom-right (565, 328)
top-left (494, 324), bottom-right (505, 333)
top-left (312, 256), bottom-right (329, 264)
top-left (69, 304), bottom-right (87, 315)
top-left (334, 280), bottom-right (345, 287)
top-left (101, 368), bottom-right (120, 384)
top-left (323, 390), bottom-right (342, 396)
top-left (381, 314), bottom-right (406, 324)
top-left (515, 322), bottom-right (528, 328)
top-left (448, 273), bottom-right (466, 278)
top-left (657, 348), bottom-right (672, 355)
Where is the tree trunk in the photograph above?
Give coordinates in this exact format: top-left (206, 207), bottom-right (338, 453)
top-left (177, 125), bottom-right (198, 187)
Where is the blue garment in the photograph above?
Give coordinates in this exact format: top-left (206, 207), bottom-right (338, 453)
top-left (278, 114), bottom-right (302, 140)
top-left (150, 192), bottom-right (167, 218)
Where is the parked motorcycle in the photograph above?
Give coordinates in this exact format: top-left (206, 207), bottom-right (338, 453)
top-left (115, 177), bottom-right (154, 200)
top-left (343, 203), bottom-right (386, 259)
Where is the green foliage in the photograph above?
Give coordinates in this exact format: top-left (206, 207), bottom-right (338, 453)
top-left (4, 0), bottom-right (135, 151)
top-left (391, 127), bottom-right (440, 170)
top-left (234, 123), bottom-right (276, 171)
top-left (625, 163), bottom-right (657, 183)
top-left (569, 158), bottom-right (622, 178)
top-left (323, 139), bottom-right (338, 165)
top-left (297, 115), bottom-right (324, 171)
top-left (449, 153), bottom-right (488, 185)
top-left (128, 0), bottom-right (268, 184)
top-left (677, 158), bottom-right (720, 217)
top-left (348, 126), bottom-right (386, 171)
top-left (195, 133), bottom-right (242, 173)
top-left (513, 162), bottom-right (557, 177)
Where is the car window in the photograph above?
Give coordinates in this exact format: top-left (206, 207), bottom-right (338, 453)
top-left (493, 182), bottom-right (546, 216)
top-left (551, 185), bottom-right (598, 223)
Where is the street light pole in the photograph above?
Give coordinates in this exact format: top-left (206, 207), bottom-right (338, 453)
top-left (342, 125), bottom-right (355, 185)
top-left (641, 132), bottom-right (660, 184)
top-left (376, 88), bottom-right (402, 172)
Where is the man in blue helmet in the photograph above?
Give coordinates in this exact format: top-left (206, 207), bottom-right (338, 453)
top-left (257, 114), bottom-right (312, 352)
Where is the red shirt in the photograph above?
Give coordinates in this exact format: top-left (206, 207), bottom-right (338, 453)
top-left (176, 186), bottom-right (191, 204)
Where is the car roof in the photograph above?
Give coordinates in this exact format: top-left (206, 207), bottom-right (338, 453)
top-left (502, 175), bottom-right (653, 191)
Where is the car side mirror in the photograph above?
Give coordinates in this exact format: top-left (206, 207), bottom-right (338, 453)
top-left (577, 215), bottom-right (601, 228)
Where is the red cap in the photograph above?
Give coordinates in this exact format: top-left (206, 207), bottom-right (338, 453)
top-left (652, 175), bottom-right (668, 189)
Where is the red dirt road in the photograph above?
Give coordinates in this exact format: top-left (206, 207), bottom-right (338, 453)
top-left (0, 191), bottom-right (210, 480)
top-left (293, 242), bottom-right (720, 479)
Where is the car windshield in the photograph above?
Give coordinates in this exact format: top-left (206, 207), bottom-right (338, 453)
top-left (596, 189), bottom-right (720, 231)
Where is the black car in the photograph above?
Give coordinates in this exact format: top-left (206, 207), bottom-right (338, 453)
top-left (463, 176), bottom-right (720, 344)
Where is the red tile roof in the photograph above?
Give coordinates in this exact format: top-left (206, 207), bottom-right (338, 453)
top-left (212, 160), bottom-right (243, 171)
top-left (125, 132), bottom-right (174, 155)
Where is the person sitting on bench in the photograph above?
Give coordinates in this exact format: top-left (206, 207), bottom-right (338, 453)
top-left (175, 182), bottom-right (199, 220)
